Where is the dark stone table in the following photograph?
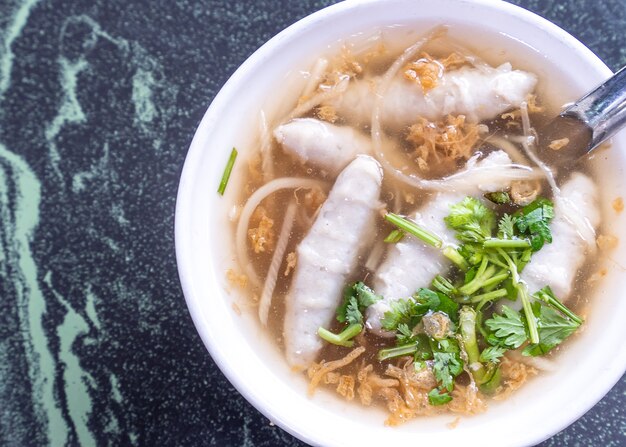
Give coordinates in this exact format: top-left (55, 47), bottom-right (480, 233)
top-left (1, 0), bottom-right (624, 445)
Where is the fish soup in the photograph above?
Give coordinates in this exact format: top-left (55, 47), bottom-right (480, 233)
top-left (223, 26), bottom-right (611, 424)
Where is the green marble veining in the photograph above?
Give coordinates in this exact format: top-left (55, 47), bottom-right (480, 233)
top-left (0, 3), bottom-right (176, 445)
top-left (0, 141), bottom-right (62, 444)
top-left (0, 5), bottom-right (63, 439)
top-left (44, 271), bottom-right (96, 446)
top-left (0, 0), bottom-right (39, 97)
top-left (44, 56), bottom-right (87, 180)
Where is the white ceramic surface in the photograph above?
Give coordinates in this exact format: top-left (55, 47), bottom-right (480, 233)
top-left (175, 1), bottom-right (626, 446)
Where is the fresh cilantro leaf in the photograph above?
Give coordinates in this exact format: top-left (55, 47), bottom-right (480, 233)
top-left (344, 296), bottom-right (362, 325)
top-left (428, 388), bottom-right (453, 406)
top-left (445, 197), bottom-right (496, 243)
top-left (414, 360), bottom-right (427, 371)
top-left (337, 282), bottom-right (381, 324)
top-left (502, 278), bottom-right (518, 301)
top-left (534, 286), bottom-right (583, 325)
top-left (354, 282), bottom-right (382, 308)
top-left (436, 293), bottom-right (460, 322)
top-left (433, 351), bottom-right (464, 392)
top-left (381, 288), bottom-right (447, 331)
top-left (484, 305), bottom-right (528, 349)
top-left (484, 191), bottom-right (512, 205)
top-left (514, 198), bottom-right (554, 251)
top-left (497, 214), bottom-right (516, 239)
top-left (381, 298), bottom-right (416, 331)
top-left (396, 323), bottom-right (415, 345)
top-left (336, 285), bottom-right (355, 323)
top-left (329, 282), bottom-right (381, 348)
top-left (413, 334), bottom-right (434, 360)
top-left (479, 345), bottom-right (507, 364)
top-left (523, 302), bottom-right (580, 356)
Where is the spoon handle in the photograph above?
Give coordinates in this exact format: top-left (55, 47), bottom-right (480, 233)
top-left (562, 65), bottom-right (626, 151)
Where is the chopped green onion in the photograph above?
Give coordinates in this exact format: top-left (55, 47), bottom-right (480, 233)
top-left (217, 147), bottom-right (238, 195)
top-left (484, 238), bottom-right (531, 249)
top-left (318, 324), bottom-right (362, 347)
top-left (459, 306), bottom-right (487, 384)
top-left (432, 275), bottom-right (456, 295)
top-left (478, 271), bottom-right (509, 290)
top-left (384, 213), bottom-right (442, 248)
top-left (378, 343), bottom-right (419, 361)
top-left (470, 289), bottom-right (508, 308)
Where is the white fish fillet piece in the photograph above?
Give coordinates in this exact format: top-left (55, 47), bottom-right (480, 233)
top-left (366, 151), bottom-right (513, 335)
top-left (274, 118), bottom-right (372, 176)
top-left (283, 155), bottom-right (383, 368)
top-left (367, 192), bottom-right (461, 335)
top-left (519, 172), bottom-right (600, 303)
top-left (332, 63), bottom-right (537, 129)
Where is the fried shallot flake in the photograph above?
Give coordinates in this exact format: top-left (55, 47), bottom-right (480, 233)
top-left (318, 46), bottom-right (363, 91)
top-left (612, 197), bottom-right (624, 213)
top-left (337, 375), bottom-right (356, 400)
top-left (246, 152), bottom-right (263, 188)
top-left (303, 187), bottom-right (327, 213)
top-left (406, 114), bottom-right (485, 172)
top-left (588, 267), bottom-right (608, 284)
top-left (403, 52), bottom-right (466, 92)
top-left (315, 104), bottom-right (338, 123)
top-left (309, 353), bottom-right (488, 425)
top-left (526, 94), bottom-right (544, 113)
top-left (307, 347), bottom-right (365, 396)
top-left (248, 206), bottom-right (275, 253)
top-left (501, 94), bottom-right (543, 123)
top-left (284, 251), bottom-right (297, 276)
top-left (226, 269), bottom-right (248, 289)
top-left (597, 234), bottom-right (619, 251)
top-left (493, 356), bottom-right (537, 401)
top-left (548, 138), bottom-right (570, 151)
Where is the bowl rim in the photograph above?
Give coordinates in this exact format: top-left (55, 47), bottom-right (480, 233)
top-left (175, 0), bottom-right (620, 445)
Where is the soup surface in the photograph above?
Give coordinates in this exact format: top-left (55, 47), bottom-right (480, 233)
top-left (223, 26), bottom-right (612, 424)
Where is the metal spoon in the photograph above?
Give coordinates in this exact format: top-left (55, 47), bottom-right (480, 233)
top-left (537, 65), bottom-right (626, 165)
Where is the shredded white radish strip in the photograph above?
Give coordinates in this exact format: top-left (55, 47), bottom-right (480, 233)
top-left (391, 159), bottom-right (540, 192)
top-left (519, 102), bottom-right (560, 195)
top-left (259, 110), bottom-right (274, 182)
top-left (236, 177), bottom-right (327, 287)
top-left (348, 31), bottom-right (383, 57)
top-left (518, 103), bottom-right (596, 243)
top-left (258, 200), bottom-right (297, 326)
top-left (485, 135), bottom-right (529, 165)
top-left (301, 58), bottom-right (329, 99)
top-left (365, 239), bottom-right (386, 272)
top-left (286, 76), bottom-right (350, 122)
top-left (508, 350), bottom-right (557, 372)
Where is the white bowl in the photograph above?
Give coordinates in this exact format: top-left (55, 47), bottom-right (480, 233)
top-left (176, 1), bottom-right (626, 445)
